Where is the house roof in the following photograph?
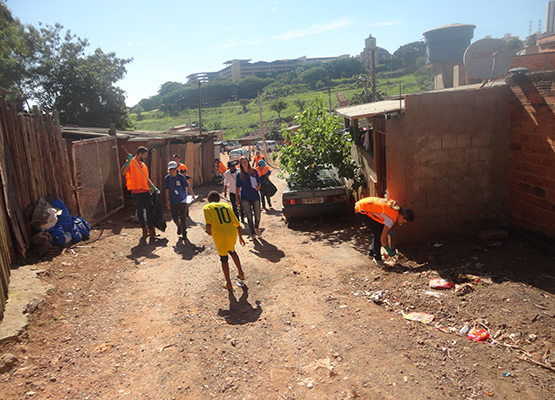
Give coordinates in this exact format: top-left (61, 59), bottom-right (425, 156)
top-left (335, 99), bottom-right (404, 120)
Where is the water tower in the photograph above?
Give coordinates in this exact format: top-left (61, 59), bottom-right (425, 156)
top-left (423, 23), bottom-right (476, 89)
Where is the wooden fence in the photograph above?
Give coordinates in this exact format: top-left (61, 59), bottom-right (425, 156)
top-left (0, 101), bottom-right (76, 321)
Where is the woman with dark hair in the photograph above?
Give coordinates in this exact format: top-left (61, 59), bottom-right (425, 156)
top-left (235, 157), bottom-right (262, 238)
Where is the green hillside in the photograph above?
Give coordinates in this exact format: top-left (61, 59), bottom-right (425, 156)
top-left (130, 65), bottom-right (432, 139)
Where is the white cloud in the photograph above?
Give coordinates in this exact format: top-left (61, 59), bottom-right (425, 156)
top-left (215, 40), bottom-right (238, 50)
top-left (272, 17), bottom-right (354, 40)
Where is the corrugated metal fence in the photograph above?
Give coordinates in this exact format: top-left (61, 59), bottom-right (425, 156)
top-left (0, 100), bottom-right (76, 321)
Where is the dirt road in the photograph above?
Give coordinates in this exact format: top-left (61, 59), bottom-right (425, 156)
top-left (1, 171), bottom-right (554, 399)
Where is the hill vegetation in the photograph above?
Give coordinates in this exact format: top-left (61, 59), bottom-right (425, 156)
top-left (130, 42), bottom-right (433, 139)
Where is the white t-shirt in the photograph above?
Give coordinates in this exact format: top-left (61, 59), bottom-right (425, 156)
top-left (223, 169), bottom-right (239, 192)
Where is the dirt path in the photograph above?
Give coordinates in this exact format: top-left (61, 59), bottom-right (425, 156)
top-left (1, 172), bottom-right (555, 399)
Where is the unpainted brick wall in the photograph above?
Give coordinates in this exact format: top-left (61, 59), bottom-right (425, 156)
top-left (507, 73), bottom-right (555, 237)
top-left (510, 52), bottom-right (555, 73)
top-left (386, 85), bottom-right (511, 241)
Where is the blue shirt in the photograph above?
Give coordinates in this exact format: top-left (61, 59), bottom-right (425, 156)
top-left (164, 173), bottom-right (190, 205)
top-left (236, 170), bottom-right (260, 201)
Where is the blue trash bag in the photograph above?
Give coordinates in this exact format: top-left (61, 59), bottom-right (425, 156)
top-left (46, 225), bottom-right (68, 246)
top-left (50, 199), bottom-right (82, 243)
top-left (73, 216), bottom-right (91, 239)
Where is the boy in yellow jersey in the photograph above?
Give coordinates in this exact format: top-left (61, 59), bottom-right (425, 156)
top-left (203, 191), bottom-right (246, 290)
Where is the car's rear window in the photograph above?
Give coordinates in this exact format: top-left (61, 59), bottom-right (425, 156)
top-left (287, 170), bottom-right (342, 190)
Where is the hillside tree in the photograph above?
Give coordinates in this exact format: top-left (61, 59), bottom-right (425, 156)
top-left (269, 99), bottom-right (288, 119)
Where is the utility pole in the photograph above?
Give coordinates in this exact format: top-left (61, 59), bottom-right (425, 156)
top-left (371, 49), bottom-right (377, 102)
top-left (197, 81), bottom-right (202, 133)
top-left (257, 91), bottom-right (267, 156)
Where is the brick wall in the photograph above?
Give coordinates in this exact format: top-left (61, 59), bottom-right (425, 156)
top-left (510, 52), bottom-right (555, 72)
top-left (507, 72), bottom-right (555, 238)
top-left (385, 84), bottom-right (511, 241)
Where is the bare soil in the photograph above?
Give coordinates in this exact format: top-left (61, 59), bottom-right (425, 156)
top-left (1, 172), bottom-right (555, 400)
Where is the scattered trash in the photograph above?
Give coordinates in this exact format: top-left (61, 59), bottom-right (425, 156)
top-left (459, 325), bottom-right (470, 336)
top-left (425, 291), bottom-right (443, 298)
top-left (486, 391), bottom-right (494, 396)
top-left (436, 325), bottom-right (455, 334)
top-left (429, 278), bottom-right (455, 289)
top-left (502, 372), bottom-right (511, 377)
top-left (403, 312), bottom-right (435, 325)
top-left (455, 283), bottom-right (475, 296)
top-left (432, 243), bottom-right (443, 248)
top-left (467, 329), bottom-right (490, 342)
top-left (236, 281), bottom-right (245, 288)
top-left (457, 274), bottom-right (481, 284)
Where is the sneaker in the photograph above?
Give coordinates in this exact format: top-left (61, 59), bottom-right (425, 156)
top-left (177, 227), bottom-right (182, 236)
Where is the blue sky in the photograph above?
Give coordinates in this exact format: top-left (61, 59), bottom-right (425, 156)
top-left (8, 0), bottom-right (548, 107)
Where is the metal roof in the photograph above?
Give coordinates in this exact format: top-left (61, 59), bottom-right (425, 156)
top-left (335, 99), bottom-right (404, 120)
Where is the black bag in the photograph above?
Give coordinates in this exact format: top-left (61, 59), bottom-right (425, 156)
top-left (262, 180), bottom-right (278, 198)
top-left (147, 192), bottom-right (167, 232)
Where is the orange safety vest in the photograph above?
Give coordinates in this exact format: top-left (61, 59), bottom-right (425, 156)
top-left (355, 197), bottom-right (399, 227)
top-left (126, 157), bottom-right (150, 193)
top-left (217, 161), bottom-right (227, 174)
top-left (178, 163), bottom-right (187, 175)
top-left (254, 155), bottom-right (265, 166)
top-left (256, 165), bottom-right (269, 177)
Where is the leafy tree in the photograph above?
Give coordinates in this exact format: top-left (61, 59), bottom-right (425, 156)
top-left (0, 2), bottom-right (31, 108)
top-left (293, 98), bottom-right (307, 112)
top-left (239, 98), bottom-right (250, 113)
top-left (1, 15), bottom-right (133, 129)
top-left (275, 99), bottom-right (364, 191)
top-left (391, 41), bottom-right (426, 71)
top-left (269, 99), bottom-right (288, 119)
top-left (299, 67), bottom-right (328, 89)
top-left (323, 57), bottom-right (366, 79)
top-left (266, 124), bottom-right (283, 141)
top-left (236, 75), bottom-right (273, 99)
top-left (506, 38), bottom-right (523, 52)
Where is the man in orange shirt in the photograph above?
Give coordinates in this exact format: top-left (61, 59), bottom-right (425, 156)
top-left (355, 197), bottom-right (414, 266)
top-left (172, 154), bottom-right (188, 176)
top-left (253, 151), bottom-right (265, 167)
top-left (121, 146), bottom-right (155, 238)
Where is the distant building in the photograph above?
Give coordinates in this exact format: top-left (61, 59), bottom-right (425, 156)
top-left (358, 34), bottom-right (391, 70)
top-left (546, 1), bottom-right (555, 34)
top-left (186, 55), bottom-right (350, 83)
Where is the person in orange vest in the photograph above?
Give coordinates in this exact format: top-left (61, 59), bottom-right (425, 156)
top-left (172, 154), bottom-right (188, 176)
top-left (256, 159), bottom-right (272, 209)
top-left (253, 151), bottom-right (265, 167)
top-left (214, 158), bottom-right (227, 175)
top-left (355, 197), bottom-right (414, 266)
top-left (121, 146), bottom-right (156, 238)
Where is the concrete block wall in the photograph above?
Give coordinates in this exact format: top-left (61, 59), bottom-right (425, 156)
top-left (507, 73), bottom-right (555, 238)
top-left (386, 85), bottom-right (511, 241)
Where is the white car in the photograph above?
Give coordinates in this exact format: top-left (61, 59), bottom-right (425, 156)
top-left (257, 140), bottom-right (278, 152)
top-left (229, 148), bottom-right (251, 162)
